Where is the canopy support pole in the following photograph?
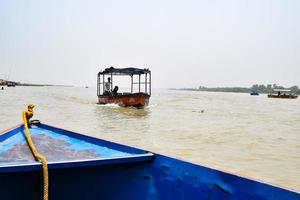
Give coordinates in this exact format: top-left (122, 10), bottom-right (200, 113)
top-left (145, 73), bottom-right (147, 94)
top-left (139, 74), bottom-right (141, 93)
top-left (111, 73), bottom-right (113, 91)
top-left (102, 75), bottom-right (105, 95)
top-left (131, 75), bottom-right (133, 93)
top-left (149, 72), bottom-right (151, 96)
top-left (97, 74), bottom-right (99, 96)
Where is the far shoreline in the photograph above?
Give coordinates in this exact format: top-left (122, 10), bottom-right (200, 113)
top-left (170, 84), bottom-right (300, 95)
top-left (0, 79), bottom-right (73, 87)
top-left (18, 84), bottom-right (74, 87)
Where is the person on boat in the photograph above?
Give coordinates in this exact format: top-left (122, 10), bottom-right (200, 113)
top-left (112, 86), bottom-right (119, 96)
top-left (104, 77), bottom-right (112, 96)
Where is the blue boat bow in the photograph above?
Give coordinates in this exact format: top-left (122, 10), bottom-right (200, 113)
top-left (0, 123), bottom-right (299, 200)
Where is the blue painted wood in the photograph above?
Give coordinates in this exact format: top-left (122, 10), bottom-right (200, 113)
top-left (0, 125), bottom-right (21, 142)
top-left (0, 124), bottom-right (154, 172)
top-left (0, 123), bottom-right (299, 200)
top-left (39, 123), bottom-right (151, 155)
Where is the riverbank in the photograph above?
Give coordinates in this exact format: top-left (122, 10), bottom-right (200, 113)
top-left (172, 84), bottom-right (300, 94)
top-left (0, 79), bottom-right (72, 87)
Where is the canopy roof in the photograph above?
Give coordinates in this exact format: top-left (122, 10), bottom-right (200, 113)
top-left (98, 67), bottom-right (150, 75)
top-left (274, 89), bottom-right (291, 92)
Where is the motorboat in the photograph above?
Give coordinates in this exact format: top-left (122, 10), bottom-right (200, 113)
top-left (97, 67), bottom-right (151, 108)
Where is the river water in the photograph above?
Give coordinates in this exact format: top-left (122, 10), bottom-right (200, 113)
top-left (0, 86), bottom-right (299, 190)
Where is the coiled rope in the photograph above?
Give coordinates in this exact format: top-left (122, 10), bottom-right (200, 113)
top-left (22, 107), bottom-right (49, 200)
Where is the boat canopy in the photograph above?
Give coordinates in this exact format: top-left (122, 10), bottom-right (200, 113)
top-left (98, 67), bottom-right (150, 76)
top-left (273, 89), bottom-right (291, 92)
top-left (97, 66), bottom-right (151, 97)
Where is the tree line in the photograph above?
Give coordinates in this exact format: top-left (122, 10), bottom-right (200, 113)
top-left (250, 84), bottom-right (299, 94)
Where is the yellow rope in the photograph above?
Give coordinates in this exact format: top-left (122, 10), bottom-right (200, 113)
top-left (22, 109), bottom-right (49, 200)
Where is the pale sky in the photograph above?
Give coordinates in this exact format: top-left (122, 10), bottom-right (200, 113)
top-left (0, 0), bottom-right (299, 88)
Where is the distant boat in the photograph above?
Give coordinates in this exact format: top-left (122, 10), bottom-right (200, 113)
top-left (85, 86), bottom-right (89, 88)
top-left (6, 81), bottom-right (16, 87)
top-left (268, 89), bottom-right (298, 99)
top-left (97, 67), bottom-right (151, 108)
top-left (250, 92), bottom-right (259, 95)
top-left (0, 122), bottom-right (299, 199)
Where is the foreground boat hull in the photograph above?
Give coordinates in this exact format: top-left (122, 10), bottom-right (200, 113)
top-left (98, 92), bottom-right (150, 107)
top-left (2, 155), bottom-right (300, 200)
top-left (0, 124), bottom-right (299, 200)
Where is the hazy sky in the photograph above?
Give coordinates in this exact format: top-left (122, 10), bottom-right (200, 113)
top-left (1, 0), bottom-right (299, 88)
